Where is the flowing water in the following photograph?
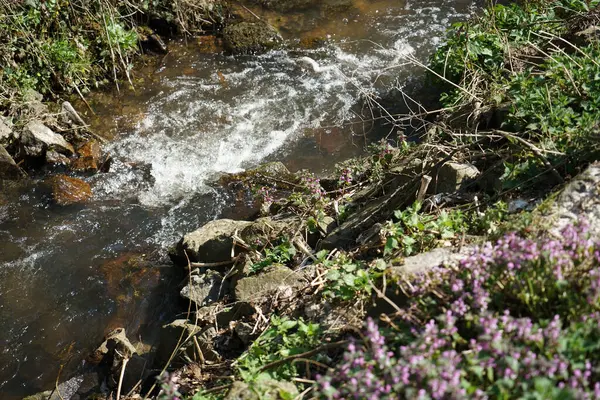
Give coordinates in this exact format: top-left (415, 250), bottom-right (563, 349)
top-left (0, 0), bottom-right (480, 397)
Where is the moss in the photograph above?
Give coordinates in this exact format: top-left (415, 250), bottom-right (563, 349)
top-left (222, 22), bottom-right (281, 54)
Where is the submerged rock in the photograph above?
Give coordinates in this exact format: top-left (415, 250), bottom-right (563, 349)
top-left (223, 22), bottom-right (280, 54)
top-left (21, 120), bottom-right (74, 157)
top-left (172, 219), bottom-right (252, 264)
top-left (0, 146), bottom-right (24, 180)
top-left (71, 140), bottom-right (102, 172)
top-left (50, 175), bottom-right (92, 205)
top-left (250, 0), bottom-right (318, 11)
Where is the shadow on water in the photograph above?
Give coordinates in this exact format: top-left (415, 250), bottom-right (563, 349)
top-left (0, 0), bottom-right (482, 397)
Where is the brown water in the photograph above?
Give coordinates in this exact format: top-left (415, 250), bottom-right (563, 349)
top-left (0, 0), bottom-right (480, 397)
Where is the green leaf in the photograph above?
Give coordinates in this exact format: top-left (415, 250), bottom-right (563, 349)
top-left (326, 269), bottom-right (341, 281)
top-left (279, 320), bottom-right (298, 331)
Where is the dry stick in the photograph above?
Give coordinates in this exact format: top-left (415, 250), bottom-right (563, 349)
top-left (73, 82), bottom-right (96, 116)
top-left (537, 30), bottom-right (600, 67)
top-left (258, 340), bottom-right (349, 373)
top-left (116, 356), bottom-right (130, 400)
top-left (416, 175), bottom-right (432, 202)
top-left (190, 257), bottom-right (238, 268)
top-left (202, 383), bottom-right (233, 395)
top-left (493, 130), bottom-right (564, 184)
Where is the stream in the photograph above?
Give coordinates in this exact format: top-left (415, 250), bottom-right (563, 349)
top-left (0, 0), bottom-right (480, 397)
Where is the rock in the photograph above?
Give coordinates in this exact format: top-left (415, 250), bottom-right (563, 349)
top-left (156, 320), bottom-right (220, 366)
top-left (89, 327), bottom-right (137, 365)
top-left (234, 321), bottom-right (257, 345)
top-left (23, 391), bottom-right (53, 400)
top-left (71, 140), bottom-right (102, 172)
top-left (22, 89), bottom-right (49, 117)
top-left (223, 22), bottom-right (280, 54)
top-left (234, 265), bottom-right (305, 303)
top-left (240, 216), bottom-right (301, 247)
top-left (224, 379), bottom-right (298, 400)
top-left (430, 161), bottom-right (479, 194)
top-left (546, 162), bottom-right (600, 238)
top-left (0, 116), bottom-right (14, 145)
top-left (50, 175), bottom-right (92, 205)
top-left (391, 247), bottom-right (473, 276)
top-left (23, 88), bottom-right (43, 103)
top-left (0, 146), bottom-right (24, 180)
top-left (118, 354), bottom-right (149, 393)
top-left (46, 150), bottom-right (71, 166)
top-left (61, 101), bottom-right (86, 127)
top-left (21, 121), bottom-right (74, 156)
top-left (172, 219), bottom-right (252, 265)
top-left (251, 0), bottom-right (318, 11)
top-left (196, 35), bottom-right (223, 53)
top-left (225, 381), bottom-right (257, 400)
top-left (317, 215), bottom-right (337, 235)
top-left (181, 270), bottom-right (224, 307)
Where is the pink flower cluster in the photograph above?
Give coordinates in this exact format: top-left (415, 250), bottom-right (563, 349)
top-left (316, 222), bottom-right (600, 399)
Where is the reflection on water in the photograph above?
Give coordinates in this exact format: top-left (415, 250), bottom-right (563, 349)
top-left (0, 0), bottom-right (479, 397)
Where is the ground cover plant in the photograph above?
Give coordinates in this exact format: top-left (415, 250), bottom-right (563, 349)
top-left (428, 0), bottom-right (600, 187)
top-left (315, 222), bottom-right (600, 399)
top-left (0, 0), bottom-right (223, 110)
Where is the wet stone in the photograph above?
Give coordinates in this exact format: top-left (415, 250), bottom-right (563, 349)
top-left (71, 140), bottom-right (102, 172)
top-left (223, 22), bottom-right (281, 54)
top-left (50, 175), bottom-right (92, 205)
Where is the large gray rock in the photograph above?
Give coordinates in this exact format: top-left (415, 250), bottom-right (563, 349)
top-left (223, 22), bottom-right (280, 54)
top-left (89, 327), bottom-right (137, 365)
top-left (173, 219), bottom-right (252, 264)
top-left (0, 146), bottom-right (24, 180)
top-left (234, 265), bottom-right (305, 303)
top-left (391, 247), bottom-right (473, 276)
top-left (181, 270), bottom-right (224, 307)
top-left (546, 162), bottom-right (600, 238)
top-left (21, 121), bottom-right (74, 156)
top-left (430, 161), bottom-right (479, 194)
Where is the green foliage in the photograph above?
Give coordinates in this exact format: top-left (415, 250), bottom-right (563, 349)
top-left (429, 0), bottom-right (600, 187)
top-left (319, 252), bottom-right (387, 300)
top-left (236, 316), bottom-right (322, 383)
top-left (0, 0), bottom-right (140, 96)
top-left (250, 239), bottom-right (297, 274)
top-left (382, 202), bottom-right (467, 257)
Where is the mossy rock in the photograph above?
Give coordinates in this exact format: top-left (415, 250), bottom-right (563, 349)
top-left (223, 22), bottom-right (281, 54)
top-left (250, 0), bottom-right (318, 11)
